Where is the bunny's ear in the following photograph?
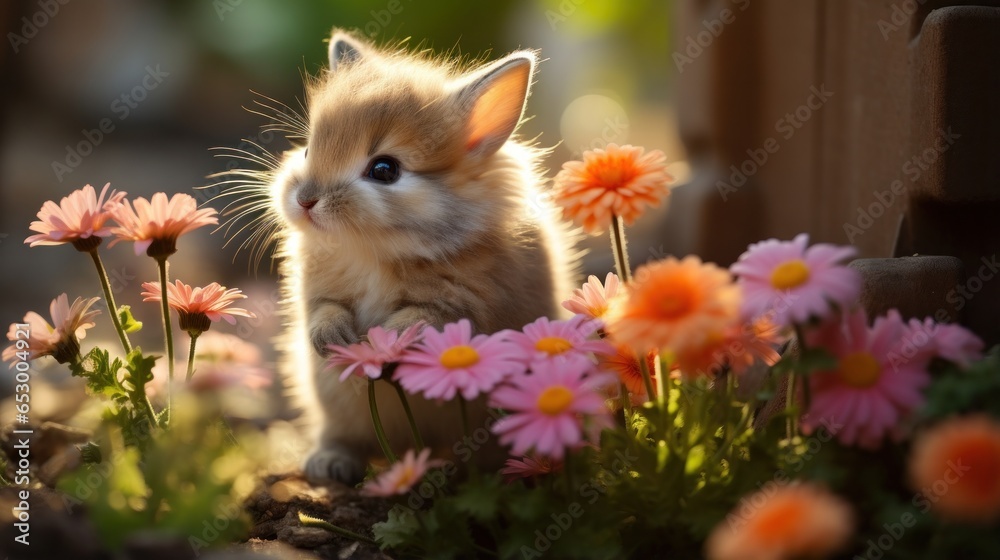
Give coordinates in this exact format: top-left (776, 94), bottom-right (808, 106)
top-left (328, 30), bottom-right (368, 72)
top-left (455, 51), bottom-right (537, 158)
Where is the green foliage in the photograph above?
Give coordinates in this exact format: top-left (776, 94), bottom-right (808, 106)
top-left (920, 348), bottom-right (1000, 421)
top-left (117, 305), bottom-right (143, 333)
top-left (71, 348), bottom-right (159, 451)
top-left (58, 394), bottom-right (260, 552)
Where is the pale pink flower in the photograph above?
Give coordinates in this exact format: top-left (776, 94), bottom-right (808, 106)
top-left (141, 280), bottom-right (255, 334)
top-left (902, 317), bottom-right (984, 368)
top-left (507, 315), bottom-right (612, 367)
top-left (25, 183), bottom-right (126, 250)
top-left (803, 309), bottom-right (930, 449)
top-left (731, 234), bottom-right (860, 327)
top-left (3, 294), bottom-right (100, 364)
top-left (562, 273), bottom-right (620, 320)
top-left (327, 323), bottom-right (424, 381)
top-left (362, 449), bottom-right (445, 497)
top-left (395, 320), bottom-right (523, 401)
top-left (110, 192), bottom-right (218, 257)
top-left (490, 355), bottom-right (614, 460)
top-left (501, 455), bottom-right (561, 482)
top-left (146, 332), bottom-right (272, 398)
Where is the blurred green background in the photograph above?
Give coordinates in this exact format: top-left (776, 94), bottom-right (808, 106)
top-left (0, 0), bottom-right (680, 406)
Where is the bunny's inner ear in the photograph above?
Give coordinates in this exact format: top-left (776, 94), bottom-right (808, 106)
top-left (328, 31), bottom-right (367, 72)
top-left (457, 52), bottom-right (536, 158)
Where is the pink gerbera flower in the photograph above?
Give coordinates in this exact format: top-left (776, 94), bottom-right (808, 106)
top-left (362, 448), bottom-right (445, 497)
top-left (110, 192), bottom-right (218, 258)
top-left (327, 323), bottom-right (424, 381)
top-left (501, 455), bottom-right (562, 482)
top-left (395, 319), bottom-right (523, 401)
top-left (731, 234), bottom-right (860, 328)
top-left (25, 183), bottom-right (126, 251)
top-left (562, 273), bottom-right (620, 320)
top-left (507, 315), bottom-right (612, 367)
top-left (141, 280), bottom-right (255, 334)
top-left (490, 356), bottom-right (614, 460)
top-left (803, 309), bottom-right (931, 449)
top-left (901, 317), bottom-right (984, 368)
top-left (3, 294), bottom-right (100, 364)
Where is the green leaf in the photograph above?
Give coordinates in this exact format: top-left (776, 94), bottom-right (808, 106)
top-left (451, 476), bottom-right (501, 521)
top-left (117, 305), bottom-right (143, 333)
top-left (372, 504), bottom-right (421, 550)
top-left (74, 347), bottom-right (127, 399)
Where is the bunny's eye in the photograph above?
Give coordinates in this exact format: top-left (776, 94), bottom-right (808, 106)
top-left (365, 156), bottom-right (401, 184)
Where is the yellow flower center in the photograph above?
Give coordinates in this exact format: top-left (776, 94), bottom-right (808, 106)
top-left (535, 336), bottom-right (573, 355)
top-left (838, 352), bottom-right (882, 388)
top-left (770, 259), bottom-right (811, 290)
top-left (440, 345), bottom-right (479, 369)
top-left (393, 466), bottom-right (416, 492)
top-left (537, 386), bottom-right (574, 415)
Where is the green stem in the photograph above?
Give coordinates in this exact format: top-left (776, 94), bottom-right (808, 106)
top-left (185, 332), bottom-right (200, 382)
top-left (392, 381), bottom-right (424, 450)
top-left (156, 258), bottom-right (175, 424)
top-left (298, 512), bottom-right (376, 545)
top-left (794, 324), bottom-right (813, 412)
top-left (459, 397), bottom-right (479, 476)
top-left (709, 397), bottom-right (757, 468)
top-left (88, 249), bottom-right (132, 355)
top-left (609, 214), bottom-right (632, 282)
top-left (655, 352), bottom-right (668, 412)
top-left (785, 372), bottom-right (797, 439)
top-left (368, 380), bottom-right (397, 463)
top-left (619, 382), bottom-right (632, 431)
top-left (637, 351), bottom-right (657, 406)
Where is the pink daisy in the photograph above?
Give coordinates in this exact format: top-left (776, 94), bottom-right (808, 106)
top-left (803, 309), bottom-right (931, 449)
top-left (501, 455), bottom-right (562, 482)
top-left (901, 317), bottom-right (983, 368)
top-left (327, 323), bottom-right (424, 382)
top-left (489, 355), bottom-right (614, 460)
top-left (395, 319), bottom-right (523, 401)
top-left (110, 192), bottom-right (218, 258)
top-left (25, 183), bottom-right (126, 251)
top-left (141, 280), bottom-right (255, 334)
top-left (3, 294), bottom-right (100, 364)
top-left (362, 448), bottom-right (445, 497)
top-left (730, 234), bottom-right (860, 327)
top-left (562, 273), bottom-right (620, 320)
top-left (507, 315), bottom-right (612, 367)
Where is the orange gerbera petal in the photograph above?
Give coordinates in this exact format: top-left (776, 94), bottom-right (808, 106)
top-left (706, 483), bottom-right (853, 560)
top-left (909, 415), bottom-right (1000, 523)
top-left (552, 144), bottom-right (671, 235)
top-left (605, 256), bottom-right (740, 355)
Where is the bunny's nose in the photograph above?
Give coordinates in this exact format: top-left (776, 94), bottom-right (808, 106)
top-left (297, 196), bottom-right (318, 210)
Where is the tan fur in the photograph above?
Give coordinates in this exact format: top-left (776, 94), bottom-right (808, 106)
top-left (261, 31), bottom-right (579, 483)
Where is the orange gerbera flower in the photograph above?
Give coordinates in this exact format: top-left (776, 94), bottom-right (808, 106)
top-left (111, 192), bottom-right (217, 258)
top-left (673, 316), bottom-right (784, 380)
top-left (706, 483), bottom-right (853, 560)
top-left (552, 144), bottom-right (671, 235)
top-left (605, 256), bottom-right (740, 355)
top-left (141, 280), bottom-right (255, 335)
top-left (909, 415), bottom-right (1000, 523)
top-left (598, 343), bottom-right (657, 403)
